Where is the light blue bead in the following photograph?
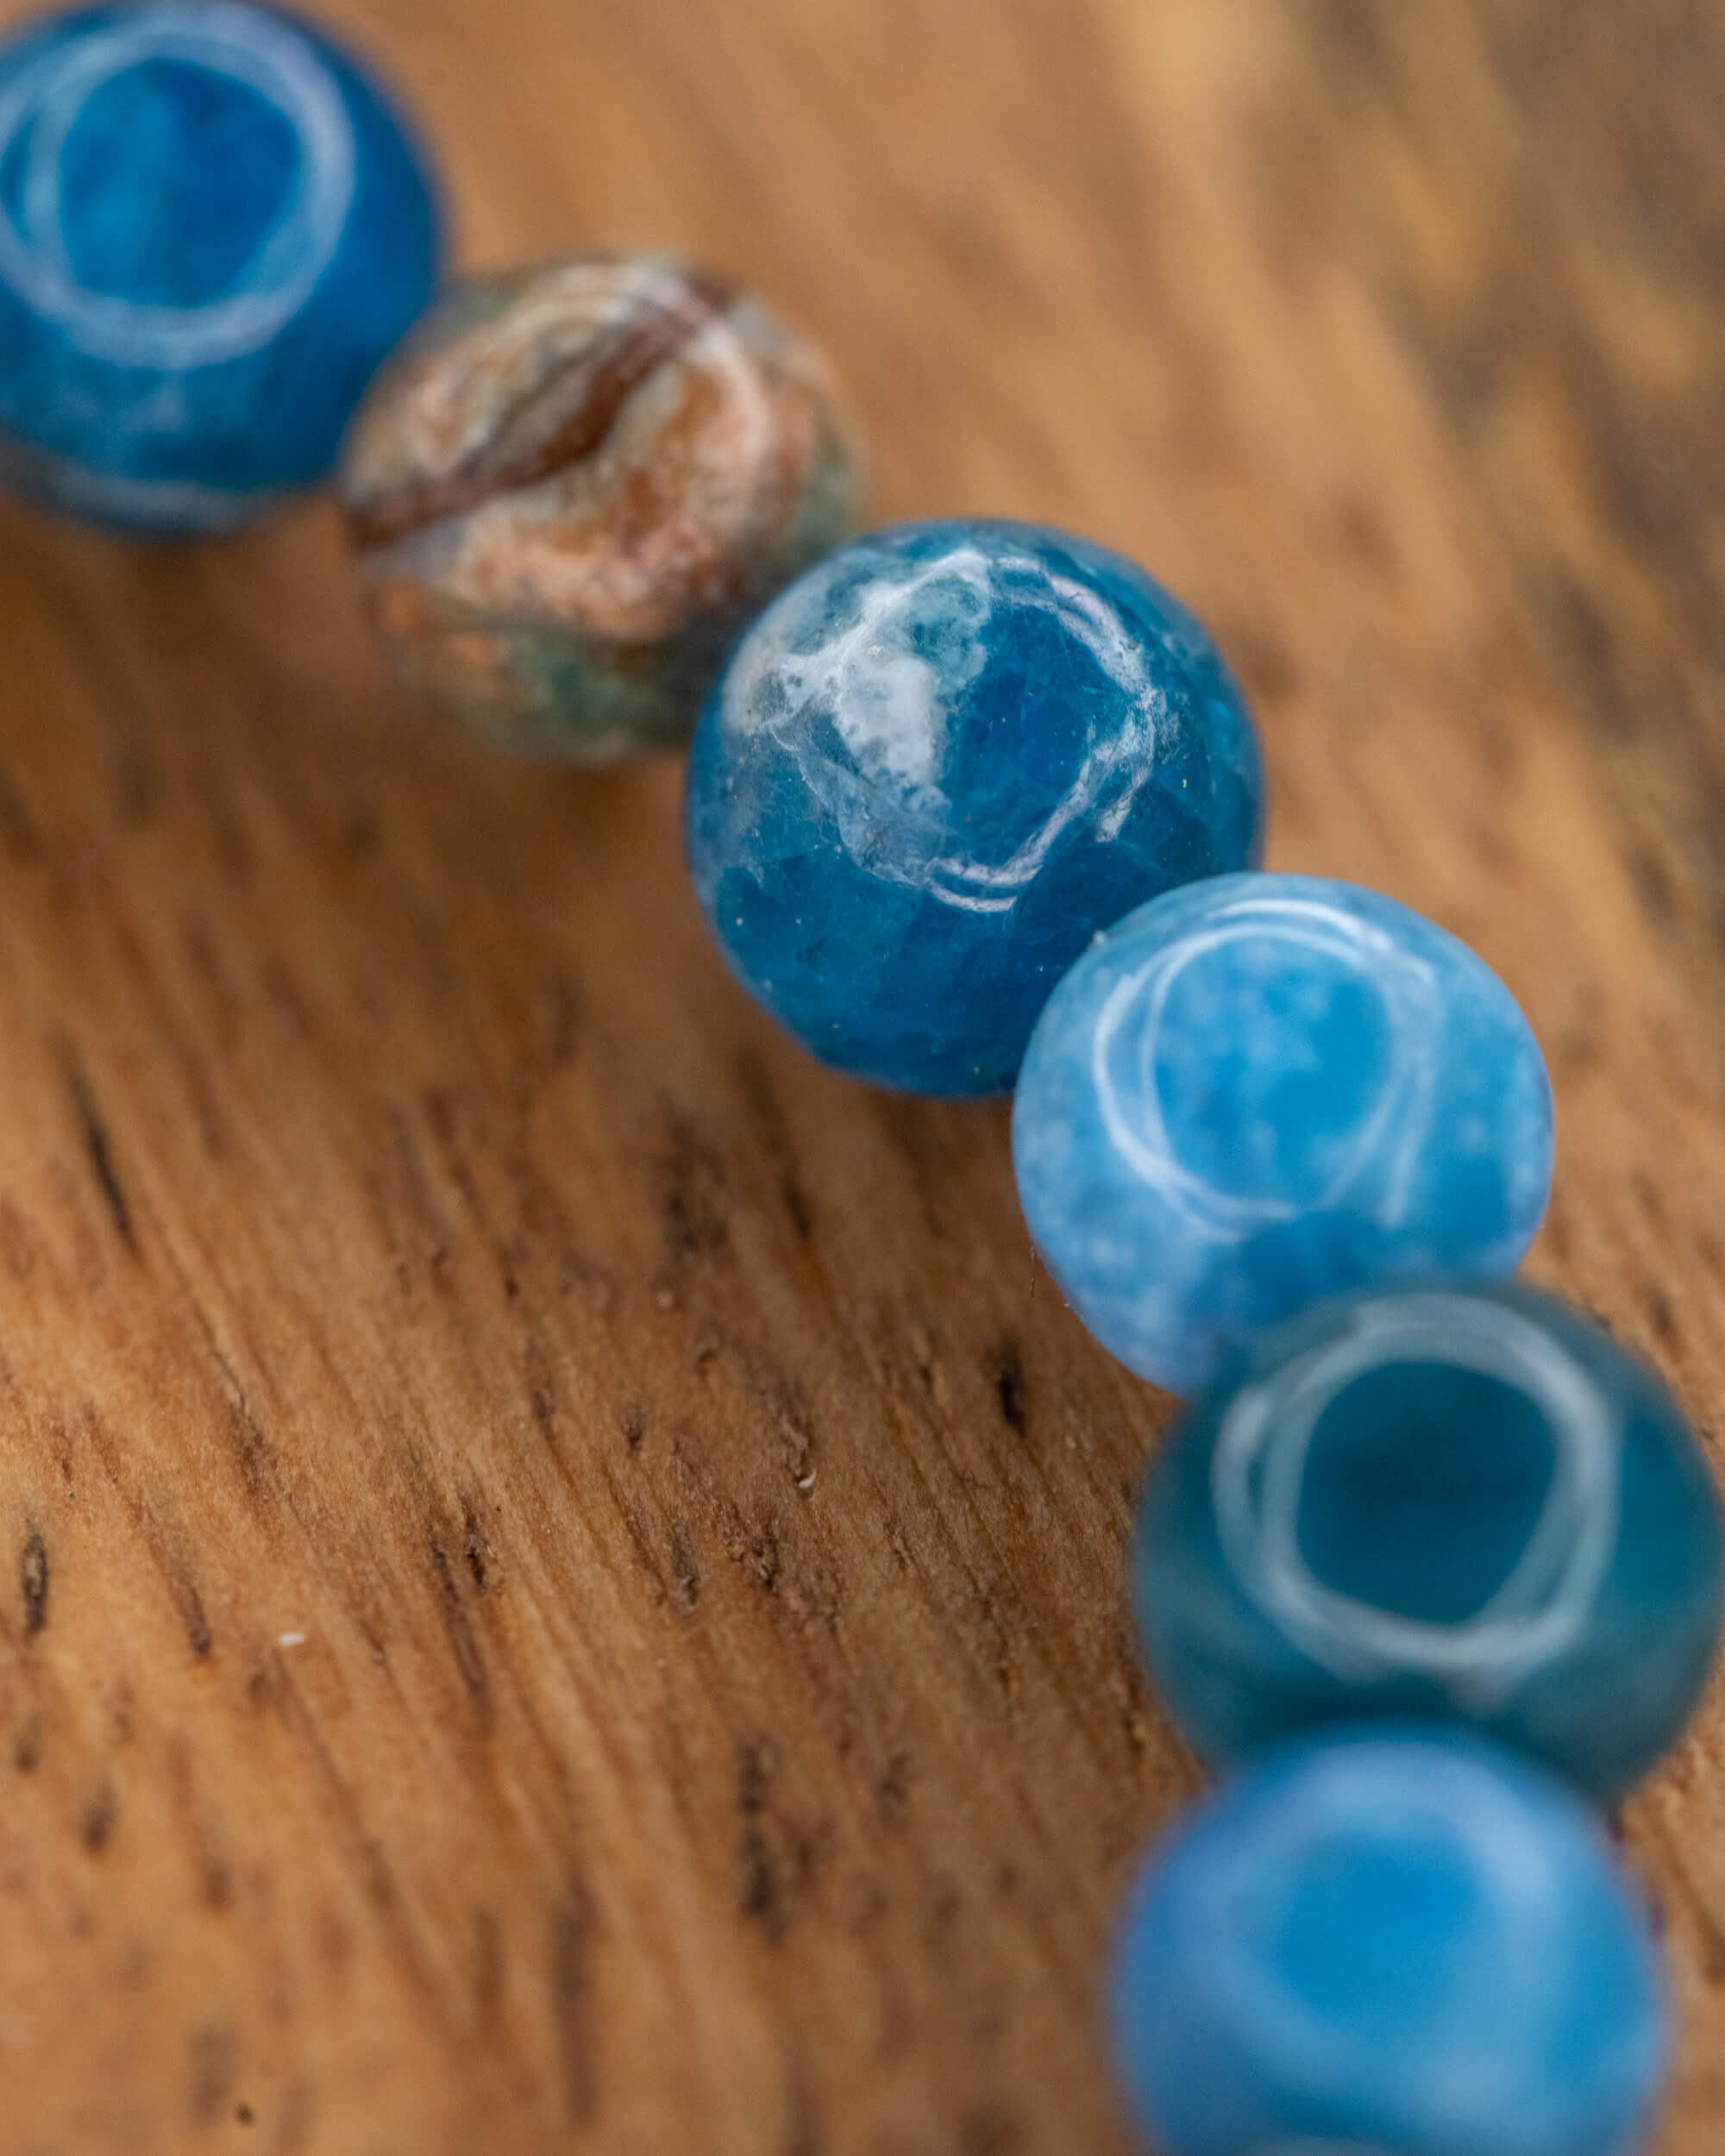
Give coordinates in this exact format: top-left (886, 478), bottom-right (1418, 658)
top-left (1133, 1282), bottom-right (1722, 1803)
top-left (0, 2), bottom-right (441, 533)
top-left (1013, 874), bottom-right (1553, 1393)
top-left (683, 519), bottom-right (1264, 1095)
top-left (1112, 1727), bottom-right (1667, 2156)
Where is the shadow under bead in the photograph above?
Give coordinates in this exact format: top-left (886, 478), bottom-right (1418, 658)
top-left (338, 251), bottom-right (864, 761)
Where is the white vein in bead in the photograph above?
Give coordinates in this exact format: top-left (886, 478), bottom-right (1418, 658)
top-left (1211, 1294), bottom-right (1622, 1709)
top-left (0, 0), bottom-right (355, 368)
top-left (1089, 889), bottom-right (1443, 1244)
top-left (721, 539), bottom-right (1168, 916)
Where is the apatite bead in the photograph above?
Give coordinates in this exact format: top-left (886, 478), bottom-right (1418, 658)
top-left (1013, 873), bottom-right (1552, 1392)
top-left (0, 1), bottom-right (441, 534)
top-left (1133, 1282), bottom-right (1722, 1803)
top-left (683, 519), bottom-right (1264, 1094)
top-left (1112, 1727), bottom-right (1667, 2156)
top-left (339, 254), bottom-right (862, 761)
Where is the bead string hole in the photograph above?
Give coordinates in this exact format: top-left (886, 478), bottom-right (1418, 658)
top-left (0, 2), bottom-right (356, 366)
top-left (1295, 1363), bottom-right (1558, 1627)
top-left (1212, 1297), bottom-right (1619, 1705)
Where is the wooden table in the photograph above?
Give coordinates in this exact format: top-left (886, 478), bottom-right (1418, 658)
top-left (2, 1), bottom-right (1723, 2149)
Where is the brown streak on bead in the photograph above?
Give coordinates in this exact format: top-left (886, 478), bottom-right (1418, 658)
top-left (348, 271), bottom-right (737, 551)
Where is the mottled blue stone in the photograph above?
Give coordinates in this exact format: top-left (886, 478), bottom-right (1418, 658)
top-left (1112, 1727), bottom-right (1667, 2156)
top-left (1013, 874), bottom-right (1553, 1393)
top-left (1132, 1282), bottom-right (1722, 1804)
top-left (682, 519), bottom-right (1264, 1095)
top-left (0, 1), bottom-right (441, 533)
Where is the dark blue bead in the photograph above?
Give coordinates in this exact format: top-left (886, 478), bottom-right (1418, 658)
top-left (0, 2), bottom-right (442, 532)
top-left (1112, 1727), bottom-right (1667, 2156)
top-left (1013, 874), bottom-right (1552, 1391)
top-left (1132, 1282), bottom-right (1722, 1803)
top-left (683, 519), bottom-right (1264, 1095)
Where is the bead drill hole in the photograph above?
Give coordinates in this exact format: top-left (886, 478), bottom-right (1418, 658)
top-left (54, 60), bottom-right (298, 306)
top-left (1295, 1363), bottom-right (1559, 1627)
top-left (1263, 1821), bottom-right (1477, 2039)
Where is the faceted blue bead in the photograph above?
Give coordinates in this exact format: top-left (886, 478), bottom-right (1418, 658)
top-left (1133, 1282), bottom-right (1723, 1803)
top-left (0, 2), bottom-right (442, 533)
top-left (1012, 873), bottom-right (1552, 1392)
top-left (683, 519), bottom-right (1264, 1095)
top-left (1112, 1727), bottom-right (1667, 2156)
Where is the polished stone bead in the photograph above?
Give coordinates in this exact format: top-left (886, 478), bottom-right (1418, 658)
top-left (1133, 1282), bottom-right (1722, 1803)
top-left (1013, 873), bottom-right (1552, 1392)
top-left (683, 519), bottom-right (1264, 1094)
top-left (0, 2), bottom-right (441, 534)
top-left (340, 254), bottom-right (862, 761)
top-left (1112, 1727), bottom-right (1667, 2156)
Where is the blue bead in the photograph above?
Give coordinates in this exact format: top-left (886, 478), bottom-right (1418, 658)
top-left (1112, 1727), bottom-right (1667, 2156)
top-left (0, 2), bottom-right (442, 533)
top-left (1133, 1282), bottom-right (1722, 1803)
top-left (683, 519), bottom-right (1264, 1095)
top-left (1013, 873), bottom-right (1552, 1392)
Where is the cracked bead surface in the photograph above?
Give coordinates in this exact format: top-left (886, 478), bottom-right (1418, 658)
top-left (0, 1), bottom-right (441, 532)
top-left (341, 252), bottom-right (862, 761)
top-left (683, 518), bottom-right (1264, 1094)
top-left (1132, 1281), bottom-right (1722, 1803)
top-left (1112, 1727), bottom-right (1667, 2156)
top-left (1012, 873), bottom-right (1553, 1392)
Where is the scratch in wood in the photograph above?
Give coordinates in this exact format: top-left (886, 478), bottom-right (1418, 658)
top-left (739, 1823), bottom-right (781, 1938)
top-left (178, 1579), bottom-right (214, 1658)
top-left (209, 1339), bottom-right (271, 1497)
top-left (461, 1501), bottom-right (493, 1595)
top-left (659, 1111), bottom-right (731, 1264)
top-left (20, 1528), bottom-right (47, 1636)
top-left (60, 1043), bottom-right (136, 1254)
top-left (668, 1523), bottom-right (700, 1614)
top-left (738, 1735), bottom-right (777, 1816)
top-left (875, 1752), bottom-right (913, 1830)
top-left (987, 1340), bottom-right (1029, 1434)
top-left (549, 1884), bottom-right (599, 2124)
top-left (525, 1335), bottom-right (557, 1432)
top-left (81, 1783), bottom-right (116, 1852)
top-left (190, 2024), bottom-right (235, 2124)
top-left (428, 1532), bottom-right (490, 1720)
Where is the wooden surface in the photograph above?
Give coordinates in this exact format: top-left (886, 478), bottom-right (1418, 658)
top-left (1, 2), bottom-right (1723, 2150)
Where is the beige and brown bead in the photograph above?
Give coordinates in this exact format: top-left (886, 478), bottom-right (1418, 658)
top-left (338, 252), bottom-right (863, 761)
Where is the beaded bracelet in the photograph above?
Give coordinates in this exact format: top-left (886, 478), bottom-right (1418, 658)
top-left (0, 7), bottom-right (1716, 2155)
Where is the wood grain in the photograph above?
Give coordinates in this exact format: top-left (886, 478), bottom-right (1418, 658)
top-left (0, 2), bottom-right (1722, 2150)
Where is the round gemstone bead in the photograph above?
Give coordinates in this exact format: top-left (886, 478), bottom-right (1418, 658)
top-left (683, 519), bottom-right (1264, 1094)
top-left (1132, 1282), bottom-right (1722, 1803)
top-left (1112, 1727), bottom-right (1667, 2156)
top-left (0, 1), bottom-right (441, 534)
top-left (1012, 873), bottom-right (1552, 1392)
top-left (340, 253), bottom-right (862, 761)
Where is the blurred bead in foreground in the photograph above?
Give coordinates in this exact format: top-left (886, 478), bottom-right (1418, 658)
top-left (0, 0), bottom-right (441, 532)
top-left (684, 518), bottom-right (1264, 1094)
top-left (1112, 1727), bottom-right (1666, 2156)
top-left (1013, 873), bottom-right (1552, 1392)
top-left (340, 252), bottom-right (862, 761)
